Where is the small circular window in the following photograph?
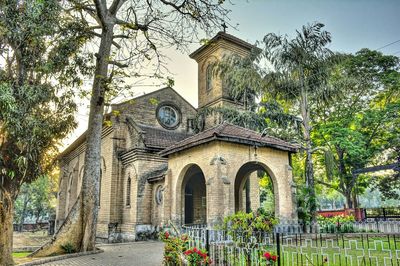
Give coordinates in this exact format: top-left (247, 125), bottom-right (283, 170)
top-left (155, 186), bottom-right (163, 205)
top-left (157, 104), bottom-right (180, 129)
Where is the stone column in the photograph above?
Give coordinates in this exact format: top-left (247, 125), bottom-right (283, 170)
top-left (206, 155), bottom-right (230, 226)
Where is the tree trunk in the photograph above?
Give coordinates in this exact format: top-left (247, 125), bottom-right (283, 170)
top-left (19, 195), bottom-right (29, 232)
top-left (300, 79), bottom-right (316, 222)
top-left (345, 192), bottom-right (353, 209)
top-left (0, 191), bottom-right (14, 266)
top-left (31, 24), bottom-right (115, 257)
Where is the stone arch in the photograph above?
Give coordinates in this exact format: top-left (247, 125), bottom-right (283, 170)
top-left (176, 164), bottom-right (207, 225)
top-left (234, 161), bottom-right (279, 216)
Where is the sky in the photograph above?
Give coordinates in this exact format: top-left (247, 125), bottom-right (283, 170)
top-left (64, 0), bottom-right (400, 147)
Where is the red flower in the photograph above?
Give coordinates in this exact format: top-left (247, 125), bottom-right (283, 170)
top-left (164, 231), bottom-right (169, 239)
top-left (193, 247), bottom-right (198, 252)
top-left (184, 250), bottom-right (193, 256)
top-left (264, 252), bottom-right (271, 260)
top-left (271, 255), bottom-right (277, 262)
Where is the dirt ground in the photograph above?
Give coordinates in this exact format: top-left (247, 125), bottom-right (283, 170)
top-left (13, 230), bottom-right (51, 249)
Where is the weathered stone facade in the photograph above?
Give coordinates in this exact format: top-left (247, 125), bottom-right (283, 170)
top-left (56, 32), bottom-right (297, 242)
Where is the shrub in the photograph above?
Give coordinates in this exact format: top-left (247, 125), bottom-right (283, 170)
top-left (317, 214), bottom-right (356, 233)
top-left (60, 242), bottom-right (76, 254)
top-left (263, 252), bottom-right (278, 265)
top-left (184, 247), bottom-right (211, 265)
top-left (159, 231), bottom-right (189, 265)
top-left (220, 209), bottom-right (278, 235)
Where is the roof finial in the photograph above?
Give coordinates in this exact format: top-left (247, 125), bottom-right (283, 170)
top-left (221, 22), bottom-right (228, 33)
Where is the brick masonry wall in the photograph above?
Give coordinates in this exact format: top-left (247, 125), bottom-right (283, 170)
top-left (113, 87), bottom-right (197, 134)
top-left (166, 140), bottom-right (296, 226)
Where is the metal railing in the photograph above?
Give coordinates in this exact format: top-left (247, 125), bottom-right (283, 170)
top-left (182, 221), bottom-right (400, 266)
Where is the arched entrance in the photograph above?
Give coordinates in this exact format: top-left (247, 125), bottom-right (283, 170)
top-left (181, 165), bottom-right (207, 224)
top-left (234, 162), bottom-right (277, 216)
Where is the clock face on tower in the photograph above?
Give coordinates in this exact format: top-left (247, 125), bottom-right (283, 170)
top-left (156, 103), bottom-right (181, 129)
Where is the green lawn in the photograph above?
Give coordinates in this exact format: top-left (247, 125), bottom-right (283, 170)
top-left (208, 235), bottom-right (400, 265)
top-left (12, 252), bottom-right (31, 258)
top-left (280, 235), bottom-right (400, 266)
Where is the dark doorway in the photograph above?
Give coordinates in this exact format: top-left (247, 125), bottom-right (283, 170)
top-left (184, 186), bottom-right (194, 224)
top-left (182, 165), bottom-right (207, 225)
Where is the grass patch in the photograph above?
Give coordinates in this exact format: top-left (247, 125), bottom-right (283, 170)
top-left (12, 252), bottom-right (31, 258)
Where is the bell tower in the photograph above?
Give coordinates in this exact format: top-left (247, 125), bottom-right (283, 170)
top-left (190, 32), bottom-right (254, 110)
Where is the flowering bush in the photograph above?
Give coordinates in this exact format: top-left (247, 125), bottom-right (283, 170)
top-left (263, 252), bottom-right (278, 265)
top-left (184, 247), bottom-right (212, 265)
top-left (221, 209), bottom-right (278, 235)
top-left (317, 214), bottom-right (356, 233)
top-left (159, 231), bottom-right (189, 265)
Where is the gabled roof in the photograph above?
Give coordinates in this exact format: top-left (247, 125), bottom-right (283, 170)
top-left (59, 87), bottom-right (195, 159)
top-left (113, 86), bottom-right (197, 112)
top-left (136, 123), bottom-right (192, 150)
top-left (159, 122), bottom-right (298, 157)
top-left (189, 31), bottom-right (255, 60)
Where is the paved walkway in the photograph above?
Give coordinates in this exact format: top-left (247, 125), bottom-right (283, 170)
top-left (41, 241), bottom-right (164, 266)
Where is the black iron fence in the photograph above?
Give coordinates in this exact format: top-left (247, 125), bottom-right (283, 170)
top-left (365, 207), bottom-right (400, 220)
top-left (182, 222), bottom-right (400, 266)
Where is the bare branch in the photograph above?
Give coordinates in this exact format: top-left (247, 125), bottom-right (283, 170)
top-left (88, 31), bottom-right (122, 49)
top-left (113, 34), bottom-right (130, 39)
top-left (108, 60), bottom-right (128, 68)
top-left (110, 0), bottom-right (127, 15)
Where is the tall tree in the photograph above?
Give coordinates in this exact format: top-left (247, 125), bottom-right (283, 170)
top-left (261, 23), bottom-right (336, 221)
top-left (0, 0), bottom-right (87, 264)
top-left (34, 0), bottom-right (231, 256)
top-left (313, 49), bottom-right (400, 208)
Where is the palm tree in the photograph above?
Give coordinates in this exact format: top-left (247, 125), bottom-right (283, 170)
top-left (262, 22), bottom-right (336, 222)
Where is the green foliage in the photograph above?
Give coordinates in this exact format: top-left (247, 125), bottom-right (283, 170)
top-left (60, 242), bottom-right (76, 254)
top-left (220, 210), bottom-right (278, 234)
top-left (14, 175), bottom-right (57, 225)
top-left (0, 0), bottom-right (89, 198)
top-left (312, 48), bottom-right (400, 206)
top-left (259, 174), bottom-right (275, 214)
top-left (296, 184), bottom-right (317, 223)
top-left (317, 215), bottom-right (356, 233)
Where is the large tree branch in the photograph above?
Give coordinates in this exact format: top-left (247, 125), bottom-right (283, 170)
top-left (110, 0), bottom-right (127, 15)
top-left (108, 60), bottom-right (128, 68)
top-left (93, 0), bottom-right (107, 26)
top-left (316, 179), bottom-right (344, 194)
top-left (116, 19), bottom-right (148, 31)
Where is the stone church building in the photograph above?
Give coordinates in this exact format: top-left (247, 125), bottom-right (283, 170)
top-left (56, 32), bottom-right (298, 242)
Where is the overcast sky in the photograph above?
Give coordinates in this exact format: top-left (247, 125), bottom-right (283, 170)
top-left (65, 0), bottom-right (400, 147)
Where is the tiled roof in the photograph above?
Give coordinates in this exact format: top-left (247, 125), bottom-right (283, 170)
top-left (189, 31), bottom-right (255, 60)
top-left (143, 165), bottom-right (168, 183)
top-left (137, 124), bottom-right (192, 150)
top-left (159, 122), bottom-right (298, 156)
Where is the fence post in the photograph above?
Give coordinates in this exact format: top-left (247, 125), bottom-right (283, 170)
top-left (205, 228), bottom-right (210, 255)
top-left (276, 232), bottom-right (281, 266)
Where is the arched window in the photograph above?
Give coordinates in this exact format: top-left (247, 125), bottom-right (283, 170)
top-left (206, 64), bottom-right (214, 91)
top-left (126, 175), bottom-right (131, 206)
